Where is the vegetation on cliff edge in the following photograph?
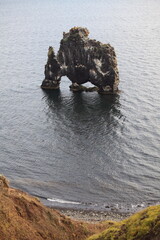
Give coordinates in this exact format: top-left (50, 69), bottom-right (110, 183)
top-left (87, 205), bottom-right (160, 240)
top-left (0, 175), bottom-right (159, 240)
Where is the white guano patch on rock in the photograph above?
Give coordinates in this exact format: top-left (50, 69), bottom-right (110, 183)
top-left (94, 58), bottom-right (111, 77)
top-left (49, 71), bottom-right (53, 77)
top-left (94, 58), bottom-right (102, 68)
top-left (84, 46), bottom-right (93, 51)
top-left (89, 69), bottom-right (97, 78)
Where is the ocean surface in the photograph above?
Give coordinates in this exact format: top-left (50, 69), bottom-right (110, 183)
top-left (0, 0), bottom-right (160, 213)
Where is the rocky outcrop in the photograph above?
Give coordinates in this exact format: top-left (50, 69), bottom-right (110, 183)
top-left (41, 27), bottom-right (119, 94)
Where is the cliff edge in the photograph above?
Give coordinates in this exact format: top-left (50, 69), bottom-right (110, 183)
top-left (87, 205), bottom-right (160, 240)
top-left (0, 175), bottom-right (159, 240)
top-left (0, 175), bottom-right (110, 240)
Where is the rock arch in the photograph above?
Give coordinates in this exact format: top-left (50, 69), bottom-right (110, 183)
top-left (41, 27), bottom-right (119, 94)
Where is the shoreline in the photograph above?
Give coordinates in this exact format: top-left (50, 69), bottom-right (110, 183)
top-left (52, 206), bottom-right (132, 222)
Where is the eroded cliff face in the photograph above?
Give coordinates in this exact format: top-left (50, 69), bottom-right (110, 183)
top-left (0, 175), bottom-right (109, 240)
top-left (0, 175), bottom-right (160, 240)
top-left (41, 27), bottom-right (119, 94)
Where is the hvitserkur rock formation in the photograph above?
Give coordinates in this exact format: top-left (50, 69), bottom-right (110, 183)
top-left (41, 27), bottom-right (119, 94)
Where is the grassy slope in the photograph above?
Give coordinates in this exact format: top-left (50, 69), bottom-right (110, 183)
top-left (87, 205), bottom-right (160, 240)
top-left (0, 175), bottom-right (160, 240)
top-left (0, 175), bottom-right (111, 240)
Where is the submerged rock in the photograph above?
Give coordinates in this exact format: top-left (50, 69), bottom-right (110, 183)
top-left (41, 27), bottom-right (119, 94)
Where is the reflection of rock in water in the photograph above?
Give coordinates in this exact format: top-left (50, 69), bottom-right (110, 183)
top-left (43, 89), bottom-right (62, 104)
top-left (42, 90), bottom-right (124, 130)
top-left (41, 27), bottom-right (119, 94)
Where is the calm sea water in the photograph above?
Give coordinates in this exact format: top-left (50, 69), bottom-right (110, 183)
top-left (0, 0), bottom-right (160, 212)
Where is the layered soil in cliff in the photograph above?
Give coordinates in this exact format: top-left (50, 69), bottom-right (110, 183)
top-left (0, 175), bottom-right (112, 240)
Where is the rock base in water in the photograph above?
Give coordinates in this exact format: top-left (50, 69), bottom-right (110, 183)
top-left (41, 27), bottom-right (119, 94)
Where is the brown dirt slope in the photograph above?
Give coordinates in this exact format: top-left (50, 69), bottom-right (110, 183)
top-left (0, 175), bottom-right (112, 240)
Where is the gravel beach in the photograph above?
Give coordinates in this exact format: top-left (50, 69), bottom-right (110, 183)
top-left (55, 208), bottom-right (131, 222)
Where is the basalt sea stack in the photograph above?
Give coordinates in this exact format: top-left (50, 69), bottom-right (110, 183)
top-left (41, 27), bottom-right (119, 94)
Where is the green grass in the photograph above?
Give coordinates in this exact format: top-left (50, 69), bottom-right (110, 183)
top-left (87, 205), bottom-right (160, 240)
